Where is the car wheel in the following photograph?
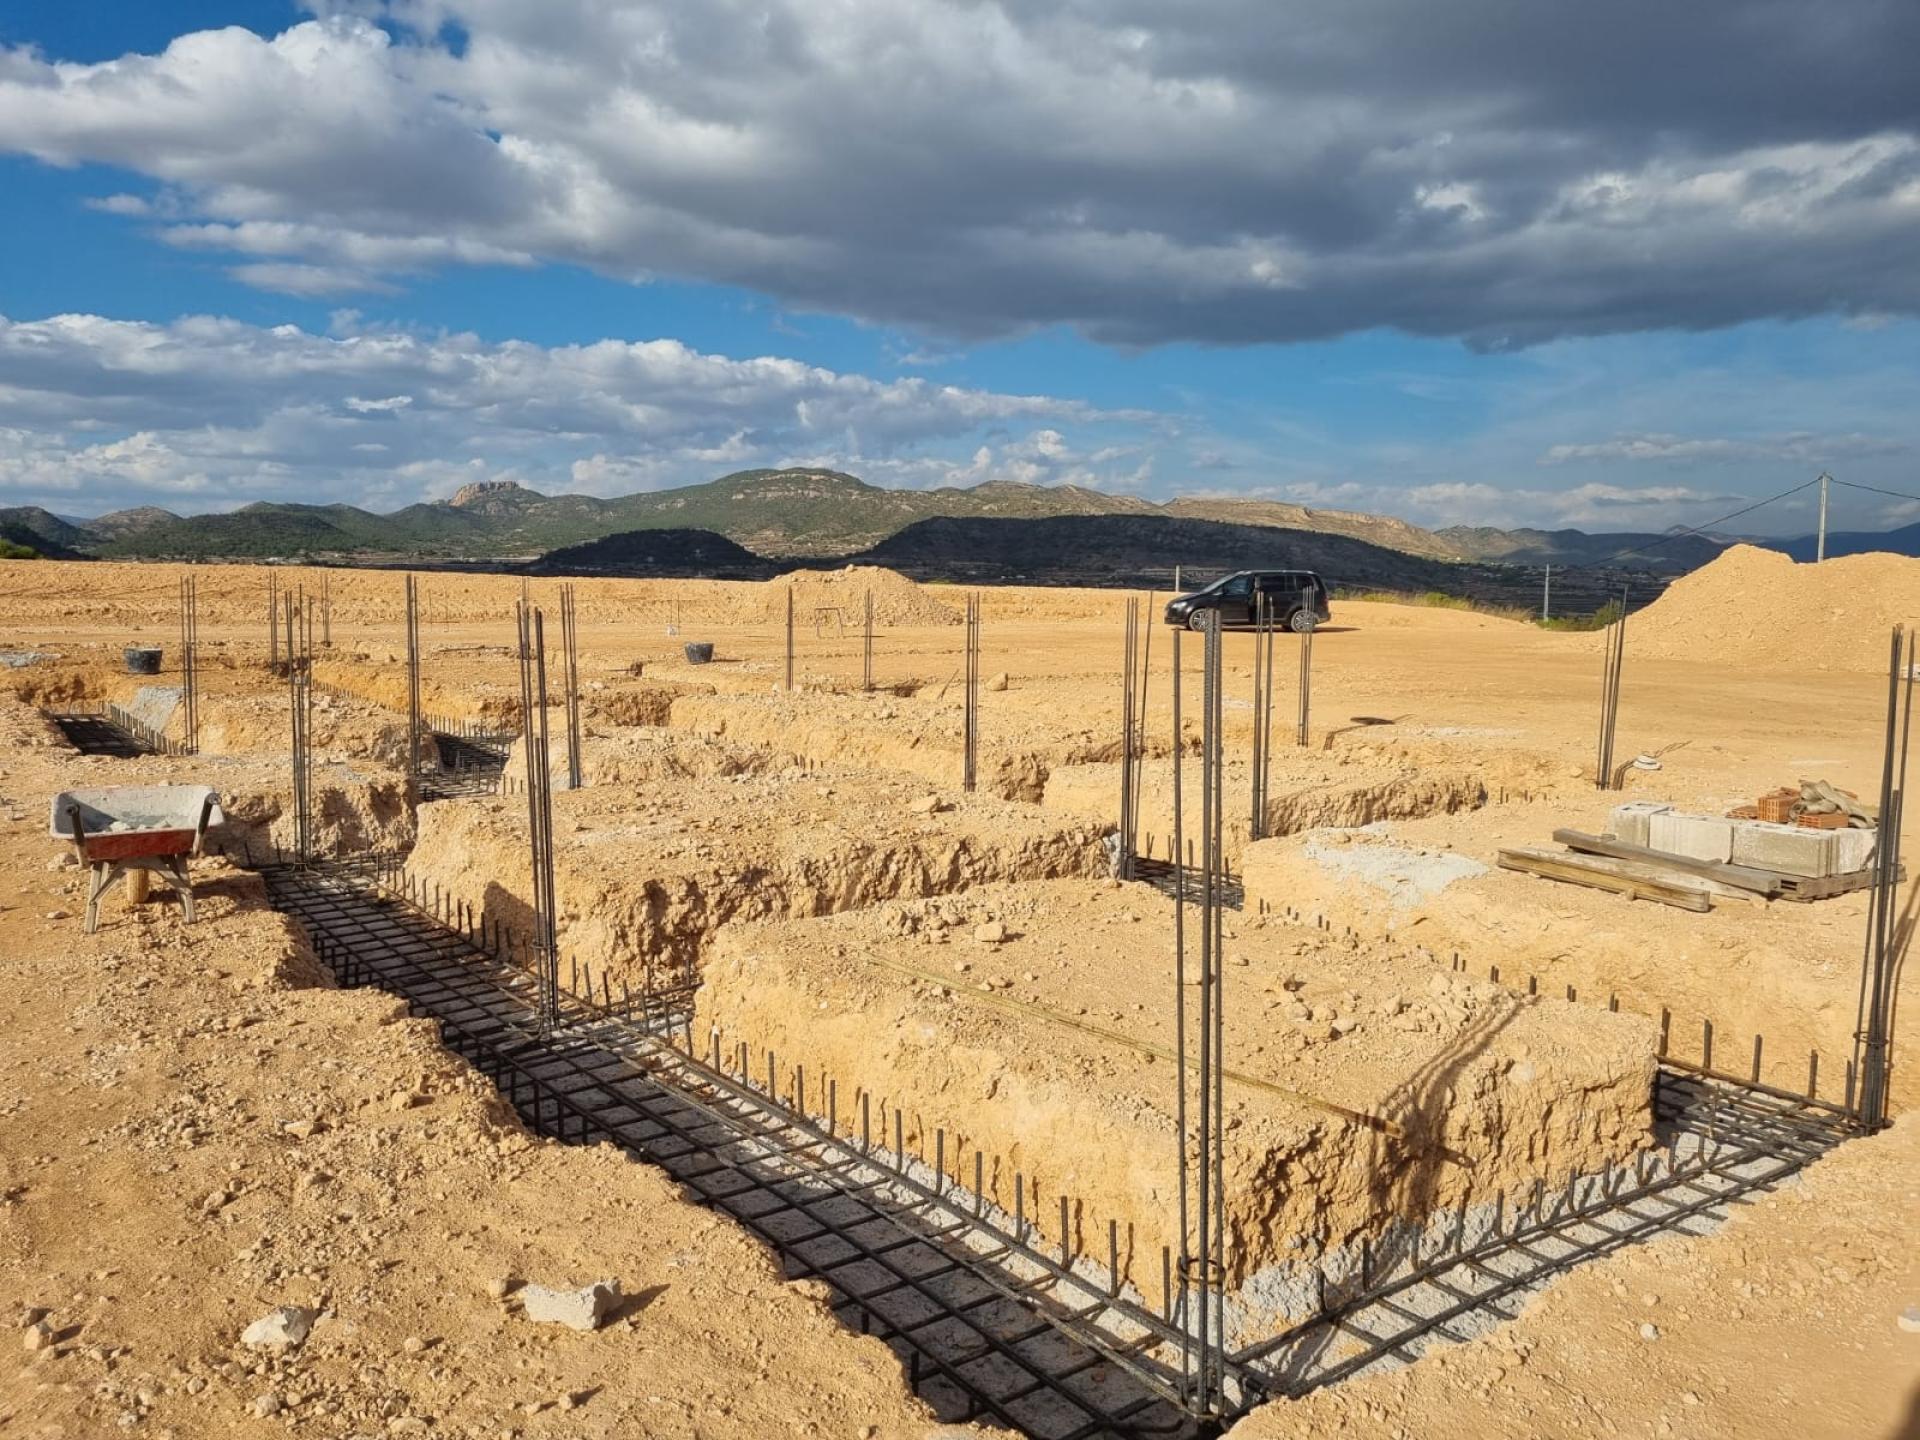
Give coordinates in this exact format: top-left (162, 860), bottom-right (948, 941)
top-left (1187, 610), bottom-right (1212, 632)
top-left (1288, 608), bottom-right (1317, 634)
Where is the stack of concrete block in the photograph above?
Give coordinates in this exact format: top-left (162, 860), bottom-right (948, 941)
top-left (1649, 810), bottom-right (1735, 864)
top-left (1731, 821), bottom-right (1838, 878)
top-left (1833, 826), bottom-right (1877, 874)
top-left (1607, 800), bottom-right (1876, 879)
top-left (1608, 801), bottom-right (1672, 848)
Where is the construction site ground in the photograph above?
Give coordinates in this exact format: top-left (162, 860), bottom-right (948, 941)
top-left (3, 549), bottom-right (1918, 1437)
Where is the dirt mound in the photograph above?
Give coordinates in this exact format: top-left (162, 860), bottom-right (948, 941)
top-left (1628, 544), bottom-right (1920, 672)
top-left (764, 565), bottom-right (960, 626)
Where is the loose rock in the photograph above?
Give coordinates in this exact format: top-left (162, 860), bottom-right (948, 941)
top-left (241, 1305), bottom-right (316, 1351)
top-left (520, 1279), bottom-right (622, 1332)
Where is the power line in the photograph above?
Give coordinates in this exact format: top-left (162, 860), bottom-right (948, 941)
top-left (1596, 476), bottom-right (1821, 566)
top-left (1828, 476), bottom-right (1920, 508)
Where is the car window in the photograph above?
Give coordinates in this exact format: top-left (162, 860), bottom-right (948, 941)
top-left (1219, 575), bottom-right (1252, 597)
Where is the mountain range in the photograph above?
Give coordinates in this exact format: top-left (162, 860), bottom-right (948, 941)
top-left (0, 467), bottom-right (1774, 574)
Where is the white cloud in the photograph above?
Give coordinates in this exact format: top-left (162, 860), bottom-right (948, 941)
top-left (1541, 432), bottom-right (1908, 466)
top-left (0, 310), bottom-right (1151, 510)
top-left (0, 4), bottom-right (1914, 344)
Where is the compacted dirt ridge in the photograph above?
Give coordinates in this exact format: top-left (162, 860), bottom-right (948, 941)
top-left (3, 550), bottom-right (1918, 1437)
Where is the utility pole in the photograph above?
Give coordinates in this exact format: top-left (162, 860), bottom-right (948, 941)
top-left (1542, 564), bottom-right (1551, 622)
top-left (1816, 472), bottom-right (1831, 563)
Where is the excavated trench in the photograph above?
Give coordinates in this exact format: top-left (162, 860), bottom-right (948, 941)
top-left (259, 859), bottom-right (1855, 1436)
top-left (264, 861), bottom-right (1199, 1440)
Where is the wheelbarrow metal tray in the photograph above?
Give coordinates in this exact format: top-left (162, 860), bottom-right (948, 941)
top-left (48, 785), bottom-right (225, 859)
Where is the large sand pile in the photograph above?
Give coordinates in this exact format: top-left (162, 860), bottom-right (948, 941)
top-left (1629, 544), bottom-right (1920, 672)
top-left (763, 565), bottom-right (960, 626)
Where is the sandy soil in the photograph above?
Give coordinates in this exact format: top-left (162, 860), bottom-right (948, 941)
top-left (4, 548), bottom-right (1918, 1436)
top-left (1226, 1111), bottom-right (1920, 1440)
top-left (0, 734), bottom-right (966, 1440)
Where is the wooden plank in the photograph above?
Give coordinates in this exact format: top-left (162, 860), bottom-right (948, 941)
top-left (1498, 848), bottom-right (1713, 912)
top-left (1772, 864), bottom-right (1902, 902)
top-left (1551, 829), bottom-right (1784, 895)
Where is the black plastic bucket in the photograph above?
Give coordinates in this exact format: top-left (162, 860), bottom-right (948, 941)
top-left (124, 646), bottom-right (163, 675)
top-left (683, 642), bottom-right (715, 665)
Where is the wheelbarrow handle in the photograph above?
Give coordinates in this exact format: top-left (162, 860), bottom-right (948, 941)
top-left (191, 792), bottom-right (219, 855)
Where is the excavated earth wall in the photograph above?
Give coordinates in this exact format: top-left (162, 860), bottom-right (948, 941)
top-left (407, 770), bottom-right (1110, 988)
top-left (692, 879), bottom-right (1659, 1313)
top-left (1044, 756), bottom-right (1486, 865)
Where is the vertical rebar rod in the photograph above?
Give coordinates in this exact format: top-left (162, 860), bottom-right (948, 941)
top-left (561, 584), bottom-right (583, 791)
top-left (1854, 625), bottom-right (1912, 1130)
top-left (1190, 608), bottom-right (1223, 1410)
top-left (1135, 597), bottom-right (1153, 861)
top-left (1170, 618), bottom-right (1190, 1388)
top-left (863, 588), bottom-right (874, 693)
top-left (177, 573), bottom-right (199, 755)
top-left (321, 571), bottom-right (332, 648)
top-left (1207, 605), bottom-right (1227, 1410)
top-left (518, 601), bottom-right (562, 1032)
top-left (405, 574), bottom-right (423, 784)
top-left (785, 586), bottom-right (795, 691)
top-left (285, 591), bottom-right (312, 866)
top-left (268, 571), bottom-right (279, 672)
top-left (1296, 588), bottom-right (1314, 748)
top-left (1118, 598), bottom-right (1137, 880)
top-left (963, 593), bottom-right (980, 793)
top-left (1250, 593), bottom-right (1266, 838)
top-left (1596, 586), bottom-right (1629, 790)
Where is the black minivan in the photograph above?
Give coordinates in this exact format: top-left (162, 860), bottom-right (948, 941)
top-left (1163, 570), bottom-right (1330, 632)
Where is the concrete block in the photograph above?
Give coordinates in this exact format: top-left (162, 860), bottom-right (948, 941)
top-left (1648, 812), bottom-right (1734, 864)
top-left (1608, 801), bottom-right (1672, 849)
top-left (1832, 826), bottom-right (1876, 875)
top-left (1730, 821), bottom-right (1834, 879)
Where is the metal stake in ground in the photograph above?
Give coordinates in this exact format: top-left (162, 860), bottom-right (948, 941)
top-left (962, 593), bottom-right (981, 793)
top-left (1296, 586), bottom-right (1314, 748)
top-left (1594, 584), bottom-right (1629, 790)
top-left (321, 572), bottom-right (332, 648)
top-left (1186, 606), bottom-right (1230, 1415)
top-left (1852, 624), bottom-right (1913, 1131)
top-left (267, 571), bottom-right (279, 673)
top-left (560, 583), bottom-right (583, 790)
top-left (1117, 597), bottom-right (1139, 880)
top-left (863, 588), bottom-right (874, 693)
top-left (177, 573), bottom-right (199, 755)
top-left (1170, 613), bottom-right (1190, 1383)
top-left (285, 591), bottom-right (313, 866)
top-left (405, 573), bottom-right (423, 784)
top-left (1134, 597), bottom-right (1152, 863)
top-left (1252, 592), bottom-right (1275, 835)
top-left (516, 600), bottom-right (562, 1031)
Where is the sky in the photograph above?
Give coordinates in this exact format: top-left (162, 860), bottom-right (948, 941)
top-left (0, 0), bottom-right (1916, 534)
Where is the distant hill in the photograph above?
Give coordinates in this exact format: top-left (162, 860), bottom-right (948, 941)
top-left (527, 527), bottom-right (778, 579)
top-left (19, 468), bottom-right (1919, 594)
top-left (1165, 497), bottom-right (1458, 560)
top-left (0, 505), bottom-right (93, 558)
top-left (850, 514), bottom-right (1658, 612)
top-left (1435, 525), bottom-right (1734, 574)
top-left (1770, 522), bottom-right (1920, 563)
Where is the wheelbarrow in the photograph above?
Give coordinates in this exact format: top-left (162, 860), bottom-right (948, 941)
top-left (48, 785), bottom-right (224, 934)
